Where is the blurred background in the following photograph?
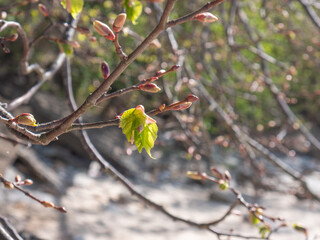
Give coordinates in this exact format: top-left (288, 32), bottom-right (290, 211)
top-left (0, 0), bottom-right (320, 239)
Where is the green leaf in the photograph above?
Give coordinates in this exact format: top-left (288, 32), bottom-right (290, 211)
top-left (249, 213), bottom-right (261, 225)
top-left (60, 0), bottom-right (84, 19)
top-left (259, 225), bottom-right (270, 238)
top-left (120, 108), bottom-right (158, 158)
top-left (58, 42), bottom-right (73, 56)
top-left (123, 0), bottom-right (142, 25)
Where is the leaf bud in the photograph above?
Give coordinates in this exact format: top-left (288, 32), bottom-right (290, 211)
top-left (101, 61), bottom-right (110, 79)
top-left (15, 175), bottom-right (21, 182)
top-left (4, 181), bottom-right (14, 189)
top-left (135, 105), bottom-right (145, 113)
top-left (24, 179), bottom-right (34, 186)
top-left (93, 20), bottom-right (115, 41)
top-left (185, 94), bottom-right (199, 102)
top-left (139, 83), bottom-right (161, 93)
top-left (210, 166), bottom-right (223, 179)
top-left (224, 170), bottom-right (232, 181)
top-left (12, 113), bottom-right (37, 126)
top-left (113, 13), bottom-right (127, 33)
top-left (42, 201), bottom-right (55, 208)
top-left (158, 104), bottom-right (166, 111)
top-left (186, 171), bottom-right (203, 180)
top-left (171, 102), bottom-right (192, 111)
top-left (169, 64), bottom-right (180, 72)
top-left (193, 12), bottom-right (218, 23)
top-left (38, 4), bottom-right (49, 17)
top-left (218, 179), bottom-right (229, 190)
top-left (57, 206), bottom-right (67, 213)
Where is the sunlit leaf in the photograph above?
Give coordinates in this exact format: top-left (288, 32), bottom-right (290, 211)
top-left (120, 107), bottom-right (158, 158)
top-left (123, 0), bottom-right (142, 25)
top-left (60, 0), bottom-right (84, 19)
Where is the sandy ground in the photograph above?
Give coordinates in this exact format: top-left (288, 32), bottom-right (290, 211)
top-left (1, 168), bottom-right (320, 240)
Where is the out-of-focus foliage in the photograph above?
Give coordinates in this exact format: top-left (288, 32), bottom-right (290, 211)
top-left (1, 0), bottom-right (319, 137)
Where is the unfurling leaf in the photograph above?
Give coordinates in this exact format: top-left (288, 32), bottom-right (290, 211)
top-left (123, 0), bottom-right (142, 25)
top-left (293, 224), bottom-right (308, 237)
top-left (12, 113), bottom-right (38, 126)
top-left (60, 0), bottom-right (84, 19)
top-left (120, 105), bottom-right (158, 158)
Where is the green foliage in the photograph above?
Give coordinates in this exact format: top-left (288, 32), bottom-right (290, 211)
top-left (120, 108), bottom-right (158, 158)
top-left (60, 0), bottom-right (84, 19)
top-left (57, 42), bottom-right (73, 56)
top-left (123, 0), bottom-right (142, 25)
top-left (259, 225), bottom-right (270, 238)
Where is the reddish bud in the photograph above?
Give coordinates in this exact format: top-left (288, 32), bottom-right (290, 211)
top-left (185, 94), bottom-right (199, 102)
top-left (169, 65), bottom-right (180, 72)
top-left (6, 33), bottom-right (18, 42)
top-left (57, 206), bottom-right (67, 213)
top-left (135, 105), bottom-right (145, 113)
top-left (139, 83), bottom-right (161, 93)
top-left (159, 104), bottom-right (166, 111)
top-left (210, 167), bottom-right (223, 179)
top-left (113, 13), bottom-right (127, 33)
top-left (12, 113), bottom-right (37, 126)
top-left (171, 102), bottom-right (192, 111)
top-left (193, 12), bottom-right (218, 23)
top-left (101, 61), bottom-right (110, 79)
top-left (38, 4), bottom-right (49, 17)
top-left (93, 20), bottom-right (115, 41)
top-left (15, 175), bottom-right (21, 182)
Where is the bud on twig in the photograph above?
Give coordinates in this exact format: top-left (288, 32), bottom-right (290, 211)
top-left (6, 33), bottom-right (19, 42)
top-left (158, 104), bottom-right (166, 111)
top-left (193, 12), bottom-right (218, 23)
top-left (42, 201), bottom-right (55, 208)
top-left (139, 83), bottom-right (161, 93)
top-left (15, 175), bottom-right (21, 182)
top-left (24, 179), bottom-right (34, 186)
top-left (113, 13), bottom-right (126, 33)
top-left (11, 113), bottom-right (37, 126)
top-left (185, 94), bottom-right (199, 102)
top-left (38, 4), bottom-right (49, 17)
top-left (171, 102), bottom-right (192, 110)
top-left (4, 181), bottom-right (14, 189)
top-left (187, 171), bottom-right (203, 180)
top-left (101, 61), bottom-right (110, 79)
top-left (93, 20), bottom-right (115, 41)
